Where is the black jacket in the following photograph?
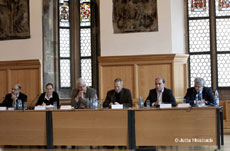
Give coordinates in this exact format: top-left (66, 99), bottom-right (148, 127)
top-left (103, 88), bottom-right (133, 108)
top-left (144, 88), bottom-right (177, 107)
top-left (0, 92), bottom-right (27, 107)
top-left (184, 87), bottom-right (214, 106)
top-left (36, 91), bottom-right (60, 107)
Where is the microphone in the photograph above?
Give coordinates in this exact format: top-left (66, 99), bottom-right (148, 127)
top-left (28, 94), bottom-right (40, 110)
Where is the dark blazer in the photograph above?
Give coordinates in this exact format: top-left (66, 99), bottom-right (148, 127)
top-left (184, 87), bottom-right (214, 106)
top-left (36, 91), bottom-right (60, 107)
top-left (103, 88), bottom-right (133, 108)
top-left (0, 92), bottom-right (27, 108)
top-left (144, 88), bottom-right (177, 107)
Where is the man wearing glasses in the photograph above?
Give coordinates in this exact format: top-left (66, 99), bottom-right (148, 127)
top-left (0, 84), bottom-right (27, 108)
top-left (71, 78), bottom-right (97, 109)
top-left (184, 77), bottom-right (214, 106)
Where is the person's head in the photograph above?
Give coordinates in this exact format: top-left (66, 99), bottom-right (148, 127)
top-left (46, 83), bottom-right (54, 96)
top-left (155, 78), bottom-right (165, 92)
top-left (114, 78), bottom-right (123, 93)
top-left (76, 78), bottom-right (87, 93)
top-left (194, 77), bottom-right (205, 92)
top-left (11, 84), bottom-right (21, 95)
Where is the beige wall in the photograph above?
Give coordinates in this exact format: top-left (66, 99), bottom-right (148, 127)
top-left (0, 0), bottom-right (42, 62)
top-left (100, 0), bottom-right (185, 56)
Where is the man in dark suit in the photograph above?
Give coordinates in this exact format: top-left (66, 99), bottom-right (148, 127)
top-left (184, 77), bottom-right (214, 106)
top-left (144, 78), bottom-right (176, 107)
top-left (0, 84), bottom-right (27, 109)
top-left (103, 78), bottom-right (133, 108)
top-left (71, 78), bottom-right (97, 109)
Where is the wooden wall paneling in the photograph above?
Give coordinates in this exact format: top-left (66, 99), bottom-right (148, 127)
top-left (0, 70), bottom-right (8, 102)
top-left (10, 68), bottom-right (41, 107)
top-left (99, 65), bottom-right (134, 100)
top-left (138, 63), bottom-right (172, 100)
top-left (98, 54), bottom-right (189, 105)
top-left (0, 60), bottom-right (41, 107)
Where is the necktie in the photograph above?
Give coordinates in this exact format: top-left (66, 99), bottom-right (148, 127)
top-left (198, 91), bottom-right (202, 100)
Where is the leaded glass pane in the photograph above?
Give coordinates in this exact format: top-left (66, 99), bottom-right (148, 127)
top-left (216, 0), bottom-right (230, 16)
top-left (80, 2), bottom-right (91, 27)
top-left (190, 55), bottom-right (212, 87)
top-left (217, 54), bottom-right (230, 87)
top-left (188, 0), bottom-right (209, 17)
top-left (189, 19), bottom-right (210, 53)
top-left (216, 18), bottom-right (230, 52)
top-left (60, 29), bottom-right (70, 57)
top-left (60, 59), bottom-right (71, 87)
top-left (80, 28), bottom-right (91, 57)
top-left (81, 59), bottom-right (92, 86)
top-left (59, 0), bottom-right (70, 27)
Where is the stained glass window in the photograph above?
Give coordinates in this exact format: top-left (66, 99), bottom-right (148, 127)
top-left (218, 0), bottom-right (230, 11)
top-left (58, 0), bottom-right (71, 88)
top-left (80, 1), bottom-right (91, 27)
top-left (80, 0), bottom-right (92, 87)
top-left (191, 0), bottom-right (207, 12)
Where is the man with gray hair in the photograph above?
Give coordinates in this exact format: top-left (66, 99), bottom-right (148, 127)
top-left (71, 78), bottom-right (97, 109)
top-left (184, 77), bottom-right (214, 106)
top-left (0, 84), bottom-right (27, 109)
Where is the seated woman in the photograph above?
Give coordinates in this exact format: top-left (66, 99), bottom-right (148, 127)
top-left (36, 83), bottom-right (59, 108)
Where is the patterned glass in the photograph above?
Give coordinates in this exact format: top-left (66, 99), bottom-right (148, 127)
top-left (59, 29), bottom-right (70, 57)
top-left (81, 59), bottom-right (92, 86)
top-left (218, 54), bottom-right (230, 87)
top-left (217, 0), bottom-right (230, 16)
top-left (189, 55), bottom-right (212, 87)
top-left (80, 2), bottom-right (91, 27)
top-left (60, 59), bottom-right (71, 87)
top-left (59, 0), bottom-right (70, 27)
top-left (188, 0), bottom-right (209, 17)
top-left (216, 18), bottom-right (230, 52)
top-left (80, 28), bottom-right (91, 57)
top-left (189, 19), bottom-right (210, 53)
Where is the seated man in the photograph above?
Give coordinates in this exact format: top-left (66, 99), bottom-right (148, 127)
top-left (103, 78), bottom-right (133, 108)
top-left (0, 84), bottom-right (27, 109)
top-left (36, 83), bottom-right (59, 108)
top-left (144, 77), bottom-right (176, 107)
top-left (184, 77), bottom-right (214, 106)
top-left (71, 78), bottom-right (97, 109)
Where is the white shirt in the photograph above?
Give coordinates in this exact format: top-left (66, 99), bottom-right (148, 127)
top-left (45, 93), bottom-right (53, 101)
top-left (157, 88), bottom-right (164, 104)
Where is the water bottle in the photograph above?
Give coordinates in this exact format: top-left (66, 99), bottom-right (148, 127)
top-left (93, 99), bottom-right (98, 109)
top-left (53, 101), bottom-right (57, 109)
top-left (215, 89), bottom-right (219, 106)
top-left (13, 100), bottom-right (17, 110)
top-left (89, 98), bottom-right (93, 109)
top-left (17, 99), bottom-right (22, 110)
top-left (139, 96), bottom-right (144, 108)
top-left (23, 101), bottom-right (27, 110)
